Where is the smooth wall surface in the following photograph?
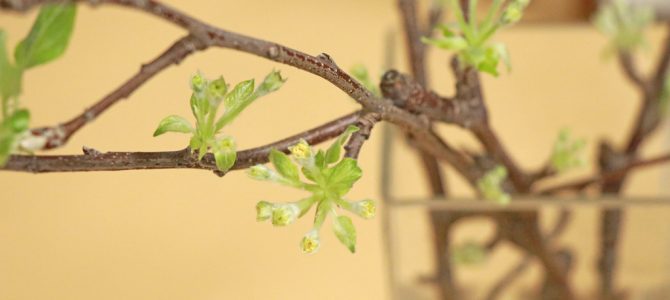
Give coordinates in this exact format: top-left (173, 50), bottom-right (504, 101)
top-left (1, 1), bottom-right (669, 299)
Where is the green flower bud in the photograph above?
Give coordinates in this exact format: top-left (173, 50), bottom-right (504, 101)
top-left (300, 229), bottom-right (321, 254)
top-left (256, 201), bottom-right (274, 221)
top-left (272, 203), bottom-right (300, 226)
top-left (352, 199), bottom-right (376, 219)
top-left (502, 4), bottom-right (523, 25)
top-left (248, 165), bottom-right (275, 181)
top-left (207, 76), bottom-right (228, 105)
top-left (289, 139), bottom-right (315, 167)
top-left (190, 72), bottom-right (207, 92)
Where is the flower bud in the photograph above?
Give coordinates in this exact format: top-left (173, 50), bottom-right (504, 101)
top-left (248, 165), bottom-right (274, 181)
top-left (256, 201), bottom-right (274, 221)
top-left (352, 199), bottom-right (376, 219)
top-left (300, 229), bottom-right (321, 254)
top-left (272, 203), bottom-right (301, 226)
top-left (207, 76), bottom-right (228, 105)
top-left (289, 139), bottom-right (314, 167)
top-left (190, 73), bottom-right (207, 92)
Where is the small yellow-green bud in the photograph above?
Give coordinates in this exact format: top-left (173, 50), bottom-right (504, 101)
top-left (248, 165), bottom-right (274, 181)
top-left (256, 201), bottom-right (274, 221)
top-left (300, 229), bottom-right (321, 254)
top-left (289, 139), bottom-right (313, 160)
top-left (353, 199), bottom-right (376, 219)
top-left (207, 76), bottom-right (228, 104)
top-left (502, 5), bottom-right (523, 24)
top-left (190, 73), bottom-right (207, 92)
top-left (272, 203), bottom-right (300, 226)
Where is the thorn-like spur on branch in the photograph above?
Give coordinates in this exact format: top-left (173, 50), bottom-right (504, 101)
top-left (344, 112), bottom-right (381, 159)
top-left (2, 111), bottom-right (362, 174)
top-left (24, 34), bottom-right (207, 150)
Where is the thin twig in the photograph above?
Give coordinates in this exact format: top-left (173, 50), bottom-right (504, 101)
top-left (25, 34), bottom-right (206, 150)
top-left (3, 111), bottom-right (362, 174)
top-left (344, 113), bottom-right (380, 159)
top-left (540, 152), bottom-right (670, 195)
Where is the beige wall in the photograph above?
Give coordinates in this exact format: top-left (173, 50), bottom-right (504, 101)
top-left (1, 1), bottom-right (669, 299)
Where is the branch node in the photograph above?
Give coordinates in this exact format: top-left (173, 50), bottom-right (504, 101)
top-left (82, 146), bottom-right (102, 156)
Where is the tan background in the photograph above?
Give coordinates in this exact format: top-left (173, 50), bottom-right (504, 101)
top-left (1, 0), bottom-right (669, 299)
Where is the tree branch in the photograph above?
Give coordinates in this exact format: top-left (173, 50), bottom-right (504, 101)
top-left (344, 112), bottom-right (380, 159)
top-left (3, 111), bottom-right (362, 174)
top-left (539, 152), bottom-right (670, 195)
top-left (24, 34), bottom-right (206, 150)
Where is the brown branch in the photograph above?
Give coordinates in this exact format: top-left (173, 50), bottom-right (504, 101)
top-left (3, 111), bottom-right (362, 174)
top-left (0, 0), bottom-right (488, 197)
top-left (597, 24), bottom-right (670, 298)
top-left (539, 152), bottom-right (670, 195)
top-left (425, 0), bottom-right (444, 37)
top-left (397, 1), bottom-right (454, 299)
top-left (24, 34), bottom-right (206, 150)
top-left (485, 210), bottom-right (572, 300)
top-left (344, 113), bottom-right (380, 159)
top-left (618, 52), bottom-right (647, 89)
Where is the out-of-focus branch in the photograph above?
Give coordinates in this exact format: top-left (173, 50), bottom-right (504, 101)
top-left (540, 152), bottom-right (670, 195)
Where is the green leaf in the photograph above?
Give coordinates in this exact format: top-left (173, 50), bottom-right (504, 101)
top-left (213, 136), bottom-right (236, 172)
top-left (0, 109), bottom-right (30, 166)
top-left (476, 165), bottom-right (510, 205)
top-left (14, 3), bottom-right (77, 69)
top-left (253, 69), bottom-right (286, 99)
top-left (550, 129), bottom-right (586, 173)
top-left (314, 149), bottom-right (326, 169)
top-left (0, 31), bottom-right (23, 110)
top-left (8, 109), bottom-right (29, 133)
top-left (223, 79), bottom-right (254, 110)
top-left (325, 125), bottom-right (359, 165)
top-left (333, 215), bottom-right (357, 253)
top-left (153, 115), bottom-right (193, 137)
top-left (327, 158), bottom-right (362, 196)
top-left (493, 43), bottom-right (511, 72)
top-left (215, 79), bottom-right (254, 129)
top-left (350, 65), bottom-right (379, 96)
top-left (269, 149), bottom-right (300, 183)
top-left (422, 36), bottom-right (468, 51)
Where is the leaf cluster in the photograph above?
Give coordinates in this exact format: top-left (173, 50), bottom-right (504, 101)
top-left (249, 126), bottom-right (376, 254)
top-left (422, 0), bottom-right (530, 76)
top-left (0, 4), bottom-right (77, 164)
top-left (153, 70), bottom-right (285, 172)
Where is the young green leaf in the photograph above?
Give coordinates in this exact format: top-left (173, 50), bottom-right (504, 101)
top-left (0, 31), bottom-right (22, 108)
top-left (476, 165), bottom-right (511, 205)
top-left (350, 65), bottom-right (380, 96)
top-left (269, 149), bottom-right (300, 183)
top-left (333, 215), bottom-right (357, 253)
top-left (0, 109), bottom-right (30, 165)
top-left (14, 3), bottom-right (77, 69)
top-left (324, 125), bottom-right (359, 165)
top-left (550, 129), bottom-right (586, 173)
top-left (213, 136), bottom-right (236, 172)
top-left (253, 69), bottom-right (286, 99)
top-left (153, 115), bottom-right (194, 137)
top-left (8, 109), bottom-right (30, 133)
top-left (327, 158), bottom-right (362, 196)
top-left (223, 79), bottom-right (254, 111)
